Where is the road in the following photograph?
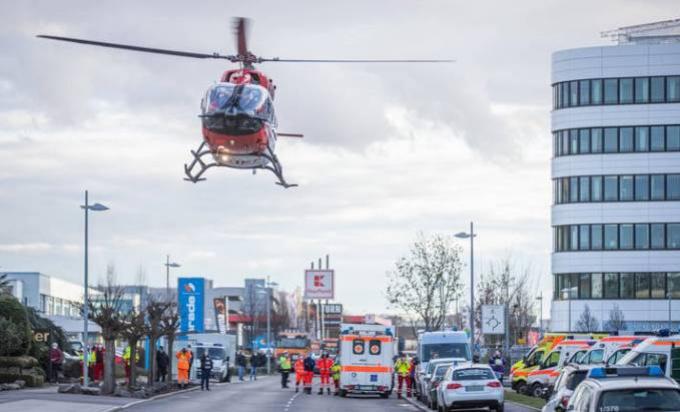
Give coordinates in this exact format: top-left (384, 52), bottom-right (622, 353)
top-left (124, 376), bottom-right (536, 412)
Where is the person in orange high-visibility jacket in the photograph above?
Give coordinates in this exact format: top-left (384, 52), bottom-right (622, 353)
top-left (316, 352), bottom-right (334, 395)
top-left (394, 353), bottom-right (411, 399)
top-left (294, 355), bottom-right (305, 393)
top-left (176, 347), bottom-right (192, 389)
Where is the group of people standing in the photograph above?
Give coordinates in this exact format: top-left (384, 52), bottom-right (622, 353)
top-left (276, 352), bottom-right (341, 395)
top-left (394, 352), bottom-right (419, 399)
top-left (235, 350), bottom-right (266, 381)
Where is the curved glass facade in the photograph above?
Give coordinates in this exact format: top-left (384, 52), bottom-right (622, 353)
top-left (554, 223), bottom-right (680, 252)
top-left (552, 76), bottom-right (680, 109)
top-left (554, 272), bottom-right (680, 301)
top-left (552, 125), bottom-right (680, 157)
top-left (553, 174), bottom-right (680, 204)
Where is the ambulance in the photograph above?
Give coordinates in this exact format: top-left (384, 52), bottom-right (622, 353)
top-left (615, 333), bottom-right (680, 381)
top-left (573, 335), bottom-right (649, 366)
top-left (338, 323), bottom-right (396, 398)
top-left (525, 339), bottom-right (596, 397)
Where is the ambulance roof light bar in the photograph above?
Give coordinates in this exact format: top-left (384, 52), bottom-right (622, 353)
top-left (589, 366), bottom-right (664, 379)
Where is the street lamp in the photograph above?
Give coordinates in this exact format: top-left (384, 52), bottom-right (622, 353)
top-left (80, 190), bottom-right (108, 387)
top-left (164, 256), bottom-right (181, 299)
top-left (560, 287), bottom-right (576, 333)
top-left (256, 278), bottom-right (278, 374)
top-left (455, 222), bottom-right (476, 350)
top-left (536, 294), bottom-right (543, 339)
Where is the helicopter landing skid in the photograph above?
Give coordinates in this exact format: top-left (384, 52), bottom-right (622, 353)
top-left (183, 142), bottom-right (297, 188)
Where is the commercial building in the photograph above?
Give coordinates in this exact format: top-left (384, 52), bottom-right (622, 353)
top-left (550, 19), bottom-right (680, 332)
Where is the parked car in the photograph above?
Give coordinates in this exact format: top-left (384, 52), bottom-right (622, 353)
top-left (436, 364), bottom-right (504, 412)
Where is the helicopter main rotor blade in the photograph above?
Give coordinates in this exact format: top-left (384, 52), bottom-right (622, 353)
top-left (36, 35), bottom-right (236, 60)
top-left (258, 58), bottom-right (455, 63)
top-left (234, 17), bottom-right (249, 57)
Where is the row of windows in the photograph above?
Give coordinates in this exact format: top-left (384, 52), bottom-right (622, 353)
top-left (553, 174), bottom-right (680, 204)
top-left (554, 272), bottom-right (680, 300)
top-left (554, 223), bottom-right (680, 252)
top-left (552, 76), bottom-right (680, 109)
top-left (39, 294), bottom-right (80, 317)
top-left (553, 125), bottom-right (680, 157)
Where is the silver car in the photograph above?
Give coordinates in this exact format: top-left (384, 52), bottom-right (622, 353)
top-left (417, 358), bottom-right (465, 402)
top-left (425, 363), bottom-right (453, 410)
top-left (436, 364), bottom-right (504, 412)
top-left (542, 365), bottom-right (591, 412)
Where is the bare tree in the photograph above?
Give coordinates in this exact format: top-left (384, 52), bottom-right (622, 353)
top-left (160, 305), bottom-right (180, 382)
top-left (386, 233), bottom-right (464, 332)
top-left (603, 304), bottom-right (626, 332)
top-left (121, 310), bottom-right (146, 387)
top-left (88, 264), bottom-right (125, 394)
top-left (272, 291), bottom-right (291, 336)
top-left (146, 299), bottom-right (171, 384)
top-left (575, 304), bottom-right (599, 332)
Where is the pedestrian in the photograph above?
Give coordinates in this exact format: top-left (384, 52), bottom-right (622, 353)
top-left (156, 346), bottom-right (169, 382)
top-left (394, 353), bottom-right (411, 399)
top-left (176, 347), bottom-right (192, 389)
top-left (236, 350), bottom-right (247, 381)
top-left (330, 359), bottom-right (342, 396)
top-left (48, 342), bottom-right (63, 384)
top-left (316, 352), bottom-right (334, 395)
top-left (249, 351), bottom-right (258, 381)
top-left (93, 344), bottom-right (104, 382)
top-left (302, 352), bottom-right (316, 394)
top-left (278, 351), bottom-right (291, 388)
top-left (489, 350), bottom-right (506, 383)
top-left (199, 352), bottom-right (213, 391)
top-left (409, 356), bottom-right (419, 397)
top-left (123, 345), bottom-right (132, 385)
top-left (294, 354), bottom-right (305, 392)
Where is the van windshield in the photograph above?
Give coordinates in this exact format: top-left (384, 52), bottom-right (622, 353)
top-left (196, 347), bottom-right (226, 361)
top-left (422, 343), bottom-right (470, 362)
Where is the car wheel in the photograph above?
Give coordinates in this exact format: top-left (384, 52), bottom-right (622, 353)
top-left (496, 404), bottom-right (504, 412)
top-left (339, 389), bottom-right (347, 397)
top-left (380, 392), bottom-right (389, 399)
top-left (531, 383), bottom-right (544, 398)
top-left (516, 381), bottom-right (527, 395)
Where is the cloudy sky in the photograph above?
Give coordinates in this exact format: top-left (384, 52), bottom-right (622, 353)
top-left (1, 0), bottom-right (677, 316)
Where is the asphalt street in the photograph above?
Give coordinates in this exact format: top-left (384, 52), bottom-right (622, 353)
top-left (123, 375), bottom-right (536, 412)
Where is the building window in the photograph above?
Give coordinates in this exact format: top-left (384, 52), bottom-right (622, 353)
top-left (579, 129), bottom-right (591, 154)
top-left (668, 126), bottom-right (680, 151)
top-left (619, 78), bottom-right (634, 104)
top-left (652, 224), bottom-right (666, 249)
top-left (591, 128), bottom-right (603, 153)
top-left (635, 224), bottom-right (650, 249)
top-left (570, 177), bottom-right (579, 203)
top-left (651, 126), bottom-right (665, 152)
top-left (604, 273), bottom-right (619, 298)
top-left (579, 224), bottom-right (590, 250)
top-left (652, 274), bottom-right (667, 299)
top-left (667, 76), bottom-right (680, 102)
top-left (579, 80), bottom-right (590, 105)
top-left (580, 273), bottom-right (591, 299)
top-left (651, 77), bottom-right (665, 103)
top-left (667, 175), bottom-right (680, 200)
top-left (620, 273), bottom-right (635, 298)
top-left (570, 80), bottom-right (579, 107)
top-left (620, 224), bottom-right (634, 249)
top-left (592, 273), bottom-right (603, 298)
top-left (591, 176), bottom-right (603, 202)
top-left (604, 78), bottom-right (618, 104)
top-left (635, 175), bottom-right (649, 201)
top-left (668, 224), bottom-right (680, 249)
top-left (636, 273), bottom-right (651, 299)
top-left (569, 130), bottom-right (579, 154)
top-left (591, 79), bottom-right (603, 105)
top-left (635, 127), bottom-right (649, 152)
top-left (579, 176), bottom-right (590, 202)
top-left (669, 273), bottom-right (680, 299)
top-left (591, 225), bottom-right (603, 250)
top-left (604, 224), bottom-right (618, 249)
top-left (604, 176), bottom-right (618, 201)
top-left (635, 77), bottom-right (650, 103)
top-left (651, 175), bottom-right (665, 200)
top-left (570, 225), bottom-right (579, 251)
top-left (619, 176), bottom-right (634, 201)
top-left (604, 128), bottom-right (618, 153)
top-left (619, 127), bottom-right (634, 152)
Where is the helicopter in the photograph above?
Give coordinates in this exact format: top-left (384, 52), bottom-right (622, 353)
top-left (38, 18), bottom-right (453, 188)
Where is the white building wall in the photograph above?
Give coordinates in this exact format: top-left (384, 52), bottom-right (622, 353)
top-left (550, 42), bottom-right (680, 332)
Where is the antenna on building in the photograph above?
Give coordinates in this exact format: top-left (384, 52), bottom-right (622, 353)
top-left (601, 17), bottom-right (680, 44)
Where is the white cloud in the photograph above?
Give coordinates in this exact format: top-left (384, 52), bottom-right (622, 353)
top-left (0, 242), bottom-right (52, 252)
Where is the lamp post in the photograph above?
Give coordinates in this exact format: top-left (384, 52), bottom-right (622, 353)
top-left (536, 294), bottom-right (543, 339)
top-left (561, 287), bottom-right (575, 333)
top-left (668, 292), bottom-right (673, 331)
top-left (80, 190), bottom-right (109, 387)
top-left (164, 256), bottom-right (181, 299)
top-left (455, 222), bottom-right (476, 350)
top-left (256, 278), bottom-right (278, 374)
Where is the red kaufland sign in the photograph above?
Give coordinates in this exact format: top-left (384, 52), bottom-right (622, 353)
top-left (304, 269), bottom-right (334, 299)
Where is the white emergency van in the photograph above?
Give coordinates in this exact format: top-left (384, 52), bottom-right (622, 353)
top-left (338, 323), bottom-right (396, 398)
top-left (416, 330), bottom-right (471, 400)
top-left (616, 334), bottom-right (680, 381)
top-left (526, 340), bottom-right (595, 397)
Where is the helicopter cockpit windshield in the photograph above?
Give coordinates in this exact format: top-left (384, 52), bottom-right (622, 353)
top-left (203, 83), bottom-right (270, 119)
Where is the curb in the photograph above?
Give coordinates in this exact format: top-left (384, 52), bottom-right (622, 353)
top-left (103, 386), bottom-right (200, 412)
top-left (402, 395), bottom-right (429, 411)
top-left (505, 400), bottom-right (541, 411)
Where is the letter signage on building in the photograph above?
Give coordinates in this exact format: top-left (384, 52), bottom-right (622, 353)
top-left (178, 277), bottom-right (205, 333)
top-left (304, 269), bottom-right (334, 299)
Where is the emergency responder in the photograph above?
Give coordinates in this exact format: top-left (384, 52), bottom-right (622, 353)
top-left (122, 346), bottom-right (132, 385)
top-left (294, 354), bottom-right (305, 392)
top-left (199, 352), bottom-right (213, 391)
top-left (394, 353), bottom-right (411, 399)
top-left (303, 352), bottom-right (316, 394)
top-left (316, 352), bottom-right (334, 395)
top-left (278, 351), bottom-right (292, 389)
top-left (176, 347), bottom-right (192, 389)
top-left (331, 359), bottom-right (342, 396)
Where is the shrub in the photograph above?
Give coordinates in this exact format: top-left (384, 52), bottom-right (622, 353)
top-left (0, 295), bottom-right (31, 356)
top-left (0, 317), bottom-right (25, 356)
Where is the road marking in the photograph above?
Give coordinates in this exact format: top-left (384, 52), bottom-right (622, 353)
top-left (283, 391), bottom-right (301, 412)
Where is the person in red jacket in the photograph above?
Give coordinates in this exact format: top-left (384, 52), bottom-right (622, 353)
top-left (316, 352), bottom-right (334, 395)
top-left (294, 355), bottom-right (305, 392)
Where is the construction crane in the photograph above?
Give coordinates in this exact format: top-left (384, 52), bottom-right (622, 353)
top-left (601, 17), bottom-right (680, 44)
